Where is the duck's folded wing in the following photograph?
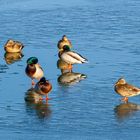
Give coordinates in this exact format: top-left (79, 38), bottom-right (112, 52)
top-left (67, 51), bottom-right (88, 63)
top-left (61, 52), bottom-right (82, 64)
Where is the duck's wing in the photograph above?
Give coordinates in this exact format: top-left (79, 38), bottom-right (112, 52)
top-left (61, 52), bottom-right (83, 64)
top-left (66, 51), bottom-right (88, 63)
top-left (117, 84), bottom-right (140, 97)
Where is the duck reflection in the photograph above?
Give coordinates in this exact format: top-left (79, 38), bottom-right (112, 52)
top-left (4, 52), bottom-right (24, 64)
top-left (114, 102), bottom-right (140, 121)
top-left (25, 88), bottom-right (51, 119)
top-left (57, 59), bottom-right (87, 86)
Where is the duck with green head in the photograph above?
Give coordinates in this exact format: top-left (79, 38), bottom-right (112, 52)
top-left (59, 45), bottom-right (88, 70)
top-left (35, 77), bottom-right (52, 100)
top-left (25, 57), bottom-right (44, 85)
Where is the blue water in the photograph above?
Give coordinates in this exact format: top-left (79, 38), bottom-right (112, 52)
top-left (0, 0), bottom-right (140, 139)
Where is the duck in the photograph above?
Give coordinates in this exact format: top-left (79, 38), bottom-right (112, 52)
top-left (57, 35), bottom-right (72, 50)
top-left (59, 45), bottom-right (88, 70)
top-left (114, 78), bottom-right (140, 103)
top-left (34, 77), bottom-right (52, 100)
top-left (58, 72), bottom-right (87, 86)
top-left (4, 39), bottom-right (24, 53)
top-left (25, 57), bottom-right (44, 85)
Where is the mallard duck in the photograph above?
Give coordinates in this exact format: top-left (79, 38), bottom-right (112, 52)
top-left (4, 52), bottom-right (24, 64)
top-left (57, 35), bottom-right (72, 50)
top-left (25, 57), bottom-right (44, 85)
top-left (34, 77), bottom-right (52, 100)
top-left (59, 45), bottom-right (88, 69)
top-left (4, 39), bottom-right (24, 53)
top-left (58, 72), bottom-right (87, 86)
top-left (114, 78), bottom-right (140, 103)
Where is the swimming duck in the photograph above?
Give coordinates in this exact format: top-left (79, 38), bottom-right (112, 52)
top-left (4, 39), bottom-right (24, 53)
top-left (34, 77), bottom-right (52, 100)
top-left (25, 57), bottom-right (44, 85)
top-left (57, 35), bottom-right (72, 50)
top-left (114, 78), bottom-right (140, 103)
top-left (58, 72), bottom-right (87, 86)
top-left (59, 45), bottom-right (88, 69)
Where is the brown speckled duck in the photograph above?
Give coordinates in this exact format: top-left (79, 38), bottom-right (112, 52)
top-left (57, 35), bottom-right (72, 50)
top-left (114, 78), bottom-right (140, 103)
top-left (4, 39), bottom-right (24, 53)
top-left (25, 57), bottom-right (44, 85)
top-left (35, 77), bottom-right (52, 100)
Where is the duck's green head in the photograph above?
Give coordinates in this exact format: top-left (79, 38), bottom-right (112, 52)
top-left (27, 57), bottom-right (38, 65)
top-left (63, 45), bottom-right (71, 51)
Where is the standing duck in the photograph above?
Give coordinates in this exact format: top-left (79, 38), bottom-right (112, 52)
top-left (25, 57), bottom-right (44, 85)
top-left (4, 39), bottom-right (24, 53)
top-left (57, 35), bottom-right (72, 50)
top-left (59, 45), bottom-right (88, 70)
top-left (114, 78), bottom-right (140, 103)
top-left (35, 77), bottom-right (52, 100)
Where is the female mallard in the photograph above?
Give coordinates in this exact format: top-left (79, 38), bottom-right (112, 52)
top-left (4, 39), bottom-right (24, 53)
top-left (59, 45), bottom-right (88, 69)
top-left (114, 78), bottom-right (140, 103)
top-left (57, 35), bottom-right (72, 50)
top-left (25, 57), bottom-right (44, 85)
top-left (35, 77), bottom-right (52, 100)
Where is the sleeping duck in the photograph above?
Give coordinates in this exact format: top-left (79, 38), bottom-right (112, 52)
top-left (59, 45), bottom-right (88, 69)
top-left (25, 57), bottom-right (44, 85)
top-left (34, 77), bottom-right (52, 100)
top-left (114, 78), bottom-right (140, 103)
top-left (4, 39), bottom-right (24, 53)
top-left (57, 35), bottom-right (72, 50)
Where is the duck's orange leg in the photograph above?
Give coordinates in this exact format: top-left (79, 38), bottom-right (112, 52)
top-left (46, 95), bottom-right (49, 101)
top-left (32, 80), bottom-right (35, 86)
top-left (121, 97), bottom-right (128, 103)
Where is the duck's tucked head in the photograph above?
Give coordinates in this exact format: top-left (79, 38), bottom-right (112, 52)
top-left (115, 78), bottom-right (126, 85)
top-left (63, 45), bottom-right (71, 51)
top-left (27, 57), bottom-right (38, 65)
top-left (62, 35), bottom-right (68, 41)
top-left (39, 77), bottom-right (47, 84)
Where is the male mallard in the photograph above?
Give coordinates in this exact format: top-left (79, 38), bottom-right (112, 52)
top-left (114, 78), bottom-right (140, 103)
top-left (57, 35), bottom-right (72, 50)
top-left (59, 45), bottom-right (88, 69)
top-left (35, 77), bottom-right (52, 100)
top-left (25, 57), bottom-right (44, 85)
top-left (4, 39), bottom-right (24, 53)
